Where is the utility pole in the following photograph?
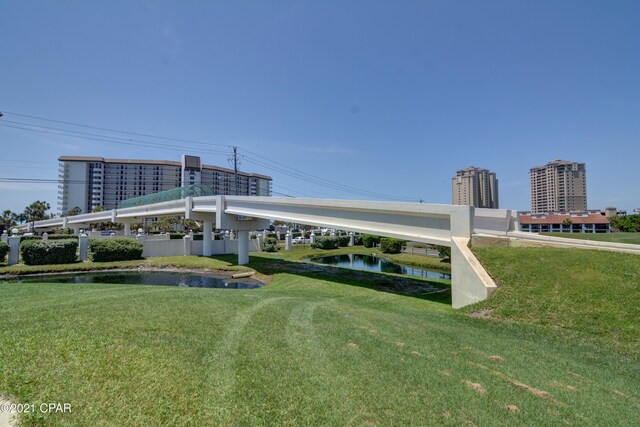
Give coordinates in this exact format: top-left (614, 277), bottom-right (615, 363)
top-left (229, 146), bottom-right (239, 195)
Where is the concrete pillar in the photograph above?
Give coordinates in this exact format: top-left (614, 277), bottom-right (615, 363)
top-left (285, 232), bottom-right (292, 250)
top-left (183, 234), bottom-right (192, 256)
top-left (136, 229), bottom-right (146, 246)
top-left (7, 233), bottom-right (20, 266)
top-left (42, 232), bottom-right (49, 241)
top-left (230, 230), bottom-right (236, 240)
top-left (238, 230), bottom-right (249, 265)
top-left (330, 231), bottom-right (336, 237)
top-left (203, 220), bottom-right (213, 256)
top-left (78, 234), bottom-right (89, 261)
top-left (1, 230), bottom-right (7, 244)
top-left (276, 231), bottom-right (281, 241)
top-left (348, 232), bottom-right (354, 247)
top-left (124, 223), bottom-right (131, 237)
top-left (110, 232), bottom-right (116, 238)
top-left (256, 233), bottom-right (263, 252)
top-left (310, 233), bottom-right (316, 244)
top-left (221, 231), bottom-right (228, 254)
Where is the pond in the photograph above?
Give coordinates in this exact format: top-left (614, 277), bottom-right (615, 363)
top-left (2, 271), bottom-right (264, 289)
top-left (307, 254), bottom-right (451, 280)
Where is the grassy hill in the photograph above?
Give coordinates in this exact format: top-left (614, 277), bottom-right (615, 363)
top-left (0, 248), bottom-right (638, 426)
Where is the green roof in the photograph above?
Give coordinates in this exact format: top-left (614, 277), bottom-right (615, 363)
top-left (118, 184), bottom-right (215, 209)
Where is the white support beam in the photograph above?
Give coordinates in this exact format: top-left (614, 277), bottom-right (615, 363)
top-left (203, 220), bottom-right (213, 256)
top-left (237, 230), bottom-right (249, 265)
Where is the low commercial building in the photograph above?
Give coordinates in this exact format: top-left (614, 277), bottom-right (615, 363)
top-left (519, 211), bottom-right (610, 233)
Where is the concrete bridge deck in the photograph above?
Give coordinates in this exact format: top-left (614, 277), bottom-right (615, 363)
top-left (12, 197), bottom-right (521, 308)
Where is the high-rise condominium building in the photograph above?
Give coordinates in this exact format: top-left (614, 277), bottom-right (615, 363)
top-left (452, 166), bottom-right (499, 209)
top-left (58, 155), bottom-right (272, 215)
top-left (529, 159), bottom-right (586, 213)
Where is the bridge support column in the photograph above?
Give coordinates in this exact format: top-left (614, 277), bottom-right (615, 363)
top-left (237, 230), bottom-right (249, 265)
top-left (450, 206), bottom-right (498, 308)
top-left (203, 220), bottom-right (213, 256)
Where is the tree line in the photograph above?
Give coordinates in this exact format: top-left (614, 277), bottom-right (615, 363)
top-left (1, 200), bottom-right (54, 233)
top-left (609, 214), bottom-right (640, 232)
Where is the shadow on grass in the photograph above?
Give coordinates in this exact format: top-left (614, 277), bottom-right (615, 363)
top-left (210, 253), bottom-right (452, 306)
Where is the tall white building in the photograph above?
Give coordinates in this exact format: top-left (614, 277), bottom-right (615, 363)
top-left (530, 159), bottom-right (587, 213)
top-left (452, 166), bottom-right (499, 209)
top-left (58, 155), bottom-right (272, 214)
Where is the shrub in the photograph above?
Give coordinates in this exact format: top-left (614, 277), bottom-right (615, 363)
top-left (263, 237), bottom-right (279, 252)
top-left (193, 234), bottom-right (204, 241)
top-left (0, 242), bottom-right (8, 262)
top-left (48, 234), bottom-right (79, 240)
top-left (89, 238), bottom-right (143, 262)
top-left (363, 234), bottom-right (380, 248)
top-left (51, 227), bottom-right (74, 235)
top-left (169, 233), bottom-right (185, 240)
top-left (20, 239), bottom-right (78, 265)
top-left (354, 235), bottom-right (363, 246)
top-left (20, 235), bottom-right (42, 243)
top-left (380, 238), bottom-right (405, 254)
top-left (435, 245), bottom-right (451, 260)
top-left (336, 235), bottom-right (351, 247)
top-left (311, 236), bottom-right (339, 250)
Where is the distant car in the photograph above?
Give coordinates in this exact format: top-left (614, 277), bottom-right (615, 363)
top-left (292, 236), bottom-right (310, 244)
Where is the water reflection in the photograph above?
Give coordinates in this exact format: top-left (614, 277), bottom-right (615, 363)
top-left (308, 254), bottom-right (451, 280)
top-left (4, 271), bottom-right (264, 289)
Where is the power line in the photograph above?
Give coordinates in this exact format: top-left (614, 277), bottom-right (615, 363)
top-left (242, 154), bottom-right (418, 202)
top-left (240, 148), bottom-right (420, 201)
top-left (0, 110), bottom-right (231, 148)
top-left (0, 110), bottom-right (425, 202)
top-left (0, 123), bottom-right (230, 157)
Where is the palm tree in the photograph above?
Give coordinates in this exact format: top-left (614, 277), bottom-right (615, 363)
top-left (1, 210), bottom-right (18, 233)
top-left (22, 200), bottom-right (51, 232)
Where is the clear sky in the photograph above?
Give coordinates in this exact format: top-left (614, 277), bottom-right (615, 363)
top-left (1, 1), bottom-right (639, 215)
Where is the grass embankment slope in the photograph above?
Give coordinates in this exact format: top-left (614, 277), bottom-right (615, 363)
top-left (542, 232), bottom-right (640, 245)
top-left (0, 248), bottom-right (639, 426)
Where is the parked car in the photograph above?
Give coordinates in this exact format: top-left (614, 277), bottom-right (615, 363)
top-left (292, 236), bottom-right (310, 244)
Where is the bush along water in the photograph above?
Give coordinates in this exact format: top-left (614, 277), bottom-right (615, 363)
top-left (380, 238), bottom-right (405, 254)
top-left (20, 239), bottom-right (78, 265)
top-left (363, 234), bottom-right (381, 248)
top-left (311, 237), bottom-right (339, 250)
top-left (435, 245), bottom-right (451, 260)
top-left (89, 238), bottom-right (144, 262)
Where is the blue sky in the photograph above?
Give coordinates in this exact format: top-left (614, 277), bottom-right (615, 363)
top-left (1, 1), bottom-right (639, 214)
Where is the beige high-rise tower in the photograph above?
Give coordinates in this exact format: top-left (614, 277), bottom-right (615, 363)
top-left (530, 159), bottom-right (587, 213)
top-left (452, 166), bottom-right (499, 208)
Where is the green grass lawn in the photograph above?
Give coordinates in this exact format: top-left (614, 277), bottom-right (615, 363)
top-left (542, 232), bottom-right (640, 245)
top-left (0, 249), bottom-right (639, 425)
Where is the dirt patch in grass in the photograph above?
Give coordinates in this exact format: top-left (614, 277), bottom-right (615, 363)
top-left (471, 362), bottom-right (561, 404)
top-left (468, 309), bottom-right (494, 318)
top-left (464, 381), bottom-right (487, 395)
